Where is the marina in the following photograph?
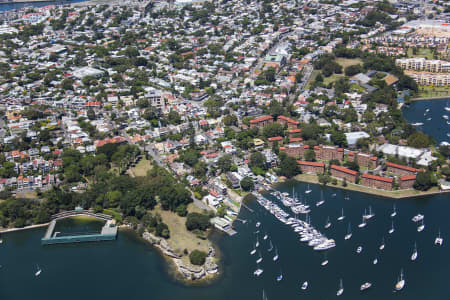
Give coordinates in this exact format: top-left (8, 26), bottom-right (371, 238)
top-left (0, 182), bottom-right (449, 299)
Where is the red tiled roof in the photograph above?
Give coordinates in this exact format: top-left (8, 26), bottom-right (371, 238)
top-left (362, 173), bottom-right (393, 183)
top-left (277, 115), bottom-right (299, 125)
top-left (331, 165), bottom-right (358, 176)
top-left (250, 115), bottom-right (273, 124)
top-left (289, 129), bottom-right (302, 133)
top-left (400, 175), bottom-right (416, 181)
top-left (348, 152), bottom-right (355, 156)
top-left (370, 156), bottom-right (378, 161)
top-left (297, 160), bottom-right (325, 167)
top-left (386, 162), bottom-right (419, 173)
top-left (337, 148), bottom-right (343, 152)
top-left (304, 145), bottom-right (310, 149)
top-left (268, 136), bottom-right (283, 141)
top-left (314, 146), bottom-right (320, 150)
top-left (290, 137), bottom-right (303, 142)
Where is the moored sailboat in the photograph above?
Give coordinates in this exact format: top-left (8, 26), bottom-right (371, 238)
top-left (336, 279), bottom-right (344, 296)
top-left (395, 269), bottom-right (405, 291)
top-left (344, 222), bottom-right (352, 240)
top-left (435, 229), bottom-right (443, 246)
top-left (411, 242), bottom-right (418, 261)
top-left (324, 216), bottom-right (331, 229)
top-left (337, 208), bottom-right (345, 221)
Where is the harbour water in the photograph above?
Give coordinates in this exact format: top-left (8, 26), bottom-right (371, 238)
top-left (402, 98), bottom-right (450, 145)
top-left (1, 185), bottom-right (448, 300)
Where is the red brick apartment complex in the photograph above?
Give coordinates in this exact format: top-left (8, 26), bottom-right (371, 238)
top-left (361, 173), bottom-right (394, 190)
top-left (297, 161), bottom-right (325, 174)
top-left (277, 115), bottom-right (300, 129)
top-left (280, 144), bottom-right (308, 158)
top-left (386, 162), bottom-right (420, 176)
top-left (399, 175), bottom-right (416, 189)
top-left (348, 152), bottom-right (378, 169)
top-left (330, 165), bottom-right (359, 183)
top-left (314, 146), bottom-right (344, 161)
top-left (268, 136), bottom-right (283, 146)
top-left (250, 115), bottom-right (273, 128)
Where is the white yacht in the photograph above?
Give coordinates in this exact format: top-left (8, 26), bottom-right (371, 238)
top-left (263, 233), bottom-right (268, 240)
top-left (356, 246), bottom-right (363, 254)
top-left (417, 219), bottom-right (425, 232)
top-left (435, 230), bottom-right (443, 246)
top-left (273, 246), bottom-right (279, 261)
top-left (321, 260), bottom-right (329, 266)
top-left (337, 279), bottom-right (344, 296)
top-left (324, 216), bottom-right (331, 229)
top-left (256, 251), bottom-right (263, 263)
top-left (254, 268), bottom-right (264, 277)
top-left (412, 214), bottom-right (424, 223)
top-left (344, 223), bottom-right (352, 240)
top-left (305, 184), bottom-right (312, 194)
top-left (250, 243), bottom-right (257, 255)
top-left (256, 222), bottom-right (261, 228)
top-left (358, 216), bottom-right (367, 228)
top-left (316, 191), bottom-right (325, 206)
top-left (360, 282), bottom-right (371, 291)
top-left (411, 122), bottom-right (424, 126)
top-left (268, 240), bottom-right (274, 252)
top-left (337, 208), bottom-right (345, 221)
top-left (395, 269), bottom-right (405, 291)
top-left (373, 258), bottom-right (378, 265)
top-left (35, 264), bottom-right (42, 277)
top-left (379, 237), bottom-right (385, 250)
top-left (276, 270), bottom-right (283, 282)
top-left (411, 242), bottom-right (418, 261)
top-left (255, 234), bottom-right (260, 248)
top-left (389, 221), bottom-right (395, 234)
top-left (301, 281), bottom-right (308, 290)
top-left (391, 204), bottom-right (397, 217)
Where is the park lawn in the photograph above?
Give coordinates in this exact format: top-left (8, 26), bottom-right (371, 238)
top-left (324, 73), bottom-right (344, 85)
top-left (153, 205), bottom-right (210, 264)
top-left (15, 190), bottom-right (37, 199)
top-left (305, 70), bottom-right (320, 89)
top-left (129, 157), bottom-right (152, 177)
top-left (336, 57), bottom-right (363, 68)
top-left (407, 48), bottom-right (434, 59)
top-left (416, 85), bottom-right (450, 99)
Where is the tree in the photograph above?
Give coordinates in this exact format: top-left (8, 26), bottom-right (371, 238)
top-left (168, 110), bottom-right (181, 124)
top-left (262, 123), bottom-right (284, 138)
top-left (223, 114), bottom-right (238, 126)
top-left (193, 161), bottom-right (207, 178)
top-left (344, 64), bottom-right (363, 76)
top-left (181, 149), bottom-right (200, 167)
top-left (240, 176), bottom-right (254, 191)
top-left (189, 250), bottom-right (207, 266)
top-left (156, 222), bottom-right (170, 238)
top-left (304, 149), bottom-right (316, 161)
top-left (61, 78), bottom-right (74, 90)
top-left (407, 132), bottom-right (433, 148)
top-left (295, 72), bottom-right (303, 83)
top-left (186, 213), bottom-right (211, 231)
top-left (344, 161), bottom-right (360, 172)
top-left (414, 171), bottom-right (436, 191)
top-left (268, 100), bottom-right (284, 117)
top-left (330, 130), bottom-right (347, 147)
top-left (249, 152), bottom-right (266, 169)
top-left (279, 156), bottom-right (300, 178)
top-left (217, 154), bottom-right (233, 172)
top-left (87, 108), bottom-right (96, 120)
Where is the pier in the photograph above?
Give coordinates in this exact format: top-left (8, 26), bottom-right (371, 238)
top-left (41, 209), bottom-right (117, 245)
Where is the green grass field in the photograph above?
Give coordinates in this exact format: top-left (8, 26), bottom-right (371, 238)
top-left (407, 48), bottom-right (434, 59)
top-left (336, 57), bottom-right (363, 68)
top-left (416, 85), bottom-right (450, 99)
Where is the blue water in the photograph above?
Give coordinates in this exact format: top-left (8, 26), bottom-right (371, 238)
top-left (402, 98), bottom-right (450, 145)
top-left (0, 0), bottom-right (87, 12)
top-left (1, 185), bottom-right (448, 300)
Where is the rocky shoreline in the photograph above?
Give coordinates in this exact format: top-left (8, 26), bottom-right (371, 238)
top-left (142, 231), bottom-right (219, 281)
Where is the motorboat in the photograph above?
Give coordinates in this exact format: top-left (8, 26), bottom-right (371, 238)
top-left (256, 222), bottom-right (261, 228)
top-left (412, 214), bottom-right (424, 223)
top-left (411, 122), bottom-right (424, 126)
top-left (321, 260), bottom-right (329, 266)
top-left (360, 282), bottom-right (371, 291)
top-left (254, 268), bottom-right (263, 277)
top-left (301, 281), bottom-right (308, 290)
top-left (373, 258), bottom-right (378, 265)
top-left (356, 246), bottom-right (363, 254)
top-left (276, 270), bottom-right (283, 282)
